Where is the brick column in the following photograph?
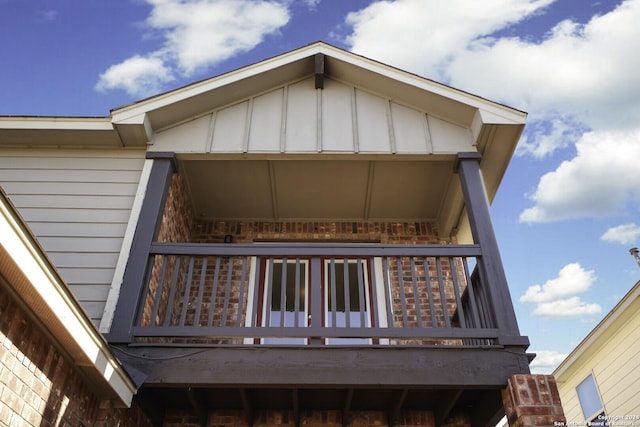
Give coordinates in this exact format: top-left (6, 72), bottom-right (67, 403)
top-left (502, 374), bottom-right (566, 427)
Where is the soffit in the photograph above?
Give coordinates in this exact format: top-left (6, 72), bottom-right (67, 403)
top-left (181, 159), bottom-right (453, 222)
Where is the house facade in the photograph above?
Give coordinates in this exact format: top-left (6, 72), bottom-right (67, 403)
top-left (553, 279), bottom-right (640, 425)
top-left (0, 43), bottom-right (565, 427)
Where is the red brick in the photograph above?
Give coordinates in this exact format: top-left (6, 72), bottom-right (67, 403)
top-left (503, 375), bottom-right (566, 427)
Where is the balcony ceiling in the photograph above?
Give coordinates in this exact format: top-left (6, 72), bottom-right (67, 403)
top-left (181, 158), bottom-right (455, 223)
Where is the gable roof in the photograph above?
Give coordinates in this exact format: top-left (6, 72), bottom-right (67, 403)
top-left (0, 41), bottom-right (526, 150)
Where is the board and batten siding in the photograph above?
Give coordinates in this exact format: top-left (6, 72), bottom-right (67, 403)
top-left (0, 148), bottom-right (146, 325)
top-left (150, 76), bottom-right (474, 155)
top-left (556, 292), bottom-right (640, 422)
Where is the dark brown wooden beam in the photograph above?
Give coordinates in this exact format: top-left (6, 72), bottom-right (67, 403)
top-left (466, 390), bottom-right (504, 427)
top-left (185, 387), bottom-right (207, 427)
top-left (315, 53), bottom-right (325, 89)
top-left (112, 346), bottom-right (530, 389)
top-left (106, 152), bottom-right (176, 343)
top-left (134, 389), bottom-right (165, 427)
top-left (239, 388), bottom-right (254, 427)
top-left (342, 389), bottom-right (353, 427)
top-left (454, 152), bottom-right (523, 344)
top-left (388, 389), bottom-right (408, 427)
top-left (293, 389), bottom-right (300, 427)
top-left (434, 389), bottom-right (463, 427)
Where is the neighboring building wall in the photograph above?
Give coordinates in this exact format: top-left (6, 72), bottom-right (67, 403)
top-left (0, 286), bottom-right (152, 427)
top-left (0, 148), bottom-right (146, 325)
top-left (555, 287), bottom-right (640, 423)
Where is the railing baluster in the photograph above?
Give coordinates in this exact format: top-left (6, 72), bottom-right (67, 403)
top-left (250, 257), bottom-right (262, 328)
top-left (221, 256), bottom-right (234, 326)
top-left (179, 256), bottom-right (196, 326)
top-left (409, 257), bottom-right (422, 328)
top-left (448, 257), bottom-right (466, 328)
top-left (207, 257), bottom-right (221, 327)
top-left (163, 256), bottom-right (182, 327)
top-left (356, 258), bottom-right (366, 328)
top-left (462, 259), bottom-right (480, 328)
top-left (382, 257), bottom-right (394, 328)
top-left (294, 258), bottom-right (301, 327)
top-left (343, 257), bottom-right (350, 328)
top-left (265, 257), bottom-right (275, 326)
top-left (436, 257), bottom-right (451, 329)
top-left (330, 258), bottom-right (337, 328)
top-left (149, 255), bottom-right (169, 327)
top-left (236, 256), bottom-right (248, 328)
top-left (396, 257), bottom-right (409, 327)
top-left (423, 257), bottom-right (437, 328)
top-left (368, 258), bottom-right (380, 328)
top-left (194, 257), bottom-right (207, 326)
top-left (280, 257), bottom-right (288, 328)
top-left (475, 263), bottom-right (495, 328)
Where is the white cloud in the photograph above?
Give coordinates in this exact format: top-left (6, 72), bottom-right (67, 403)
top-left (146, 0), bottom-right (290, 75)
top-left (601, 223), bottom-right (640, 245)
top-left (532, 297), bottom-right (602, 317)
top-left (345, 0), bottom-right (554, 80)
top-left (38, 10), bottom-right (58, 22)
top-left (343, 0), bottom-right (640, 223)
top-left (529, 350), bottom-right (568, 374)
top-left (95, 55), bottom-right (175, 97)
top-left (519, 129), bottom-right (640, 223)
top-left (520, 263), bottom-right (601, 318)
top-left (302, 0), bottom-right (321, 10)
top-left (520, 263), bottom-right (596, 303)
top-left (96, 0), bottom-right (289, 96)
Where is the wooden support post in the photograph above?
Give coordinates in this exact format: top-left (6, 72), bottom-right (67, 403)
top-left (455, 152), bottom-right (526, 345)
top-left (105, 152), bottom-right (176, 343)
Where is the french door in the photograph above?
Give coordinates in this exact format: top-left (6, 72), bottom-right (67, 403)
top-left (246, 256), bottom-right (385, 344)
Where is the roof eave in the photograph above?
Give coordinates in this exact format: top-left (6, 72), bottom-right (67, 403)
top-left (0, 188), bottom-right (138, 407)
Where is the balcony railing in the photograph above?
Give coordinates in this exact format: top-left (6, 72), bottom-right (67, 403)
top-left (131, 242), bottom-right (500, 346)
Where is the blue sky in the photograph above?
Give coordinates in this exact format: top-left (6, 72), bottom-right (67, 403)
top-left (2, 0), bottom-right (640, 373)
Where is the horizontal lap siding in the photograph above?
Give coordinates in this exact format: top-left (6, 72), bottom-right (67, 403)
top-left (0, 149), bottom-right (145, 325)
top-left (557, 298), bottom-right (640, 422)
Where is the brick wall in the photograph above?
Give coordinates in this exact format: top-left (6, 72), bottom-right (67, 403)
top-left (502, 374), bottom-right (566, 427)
top-left (162, 408), bottom-right (471, 427)
top-left (0, 287), bottom-right (152, 427)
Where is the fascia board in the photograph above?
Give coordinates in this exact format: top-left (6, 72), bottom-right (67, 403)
top-left (0, 116), bottom-right (124, 147)
top-left (0, 116), bottom-right (113, 130)
top-left (0, 189), bottom-right (137, 406)
top-left (110, 43), bottom-right (328, 124)
top-left (325, 46), bottom-right (528, 125)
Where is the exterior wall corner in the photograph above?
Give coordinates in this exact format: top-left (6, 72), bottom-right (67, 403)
top-left (502, 374), bottom-right (566, 427)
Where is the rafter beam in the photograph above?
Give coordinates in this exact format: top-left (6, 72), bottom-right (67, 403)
top-left (293, 389), bottom-right (300, 427)
top-left (434, 389), bottom-right (463, 426)
top-left (388, 389), bottom-right (408, 427)
top-left (240, 389), bottom-right (254, 427)
top-left (342, 389), bottom-right (354, 427)
top-left (185, 387), bottom-right (208, 427)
